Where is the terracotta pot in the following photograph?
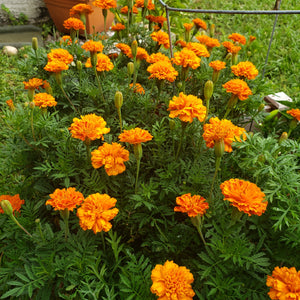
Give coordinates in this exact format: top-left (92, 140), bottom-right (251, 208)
top-left (44, 0), bottom-right (115, 34)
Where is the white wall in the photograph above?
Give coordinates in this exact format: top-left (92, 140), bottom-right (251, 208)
top-left (0, 0), bottom-right (46, 23)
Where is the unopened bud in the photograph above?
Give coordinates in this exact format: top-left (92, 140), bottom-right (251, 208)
top-left (35, 218), bottom-right (40, 223)
top-left (258, 103), bottom-right (265, 112)
top-left (225, 53), bottom-right (232, 61)
top-left (264, 109), bottom-right (279, 122)
top-left (279, 132), bottom-right (288, 144)
top-left (209, 24), bottom-right (215, 37)
top-left (114, 91), bottom-right (123, 109)
top-left (214, 139), bottom-right (225, 158)
top-left (133, 143), bottom-right (143, 161)
top-left (91, 52), bottom-right (98, 68)
top-left (0, 200), bottom-right (13, 216)
top-left (131, 40), bottom-right (138, 58)
top-left (127, 62), bottom-right (134, 75)
top-left (204, 80), bottom-right (214, 101)
top-left (29, 101), bottom-right (35, 109)
top-left (289, 118), bottom-right (298, 130)
top-left (76, 60), bottom-right (82, 71)
top-left (32, 37), bottom-right (38, 51)
top-left (169, 119), bottom-right (176, 130)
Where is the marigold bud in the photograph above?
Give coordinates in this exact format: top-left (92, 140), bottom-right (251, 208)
top-left (258, 103), bottom-right (265, 112)
top-left (91, 52), bottom-right (98, 68)
top-left (0, 200), bottom-right (13, 216)
top-left (131, 40), bottom-right (138, 58)
top-left (225, 53), bottom-right (232, 61)
top-left (114, 91), bottom-right (123, 109)
top-left (214, 139), bottom-right (225, 158)
top-left (76, 60), bottom-right (82, 71)
top-left (29, 101), bottom-right (35, 109)
top-left (127, 62), bottom-right (134, 75)
top-left (204, 80), bottom-right (214, 101)
top-left (265, 109), bottom-right (279, 122)
top-left (279, 132), bottom-right (288, 144)
top-left (169, 119), bottom-right (176, 130)
top-left (210, 24), bottom-right (215, 37)
top-left (133, 143), bottom-right (143, 161)
top-left (32, 37), bottom-right (38, 51)
top-left (289, 119), bottom-right (298, 130)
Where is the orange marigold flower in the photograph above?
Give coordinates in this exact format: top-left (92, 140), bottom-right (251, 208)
top-left (70, 3), bottom-right (93, 16)
top-left (146, 52), bottom-right (170, 64)
top-left (168, 92), bottom-right (207, 123)
top-left (129, 83), bottom-right (145, 94)
top-left (193, 18), bottom-right (207, 30)
top-left (47, 48), bottom-right (74, 65)
top-left (203, 117), bottom-right (246, 152)
top-left (172, 48), bottom-right (201, 70)
top-left (220, 178), bottom-right (267, 216)
top-left (82, 40), bottom-right (104, 53)
top-left (174, 193), bottom-right (209, 217)
top-left (209, 60), bottom-right (226, 71)
top-left (23, 78), bottom-right (44, 90)
top-left (186, 42), bottom-right (210, 57)
top-left (183, 23), bottom-right (194, 32)
top-left (111, 23), bottom-right (125, 31)
top-left (151, 260), bottom-right (195, 299)
top-left (46, 187), bottom-right (84, 211)
top-left (85, 53), bottom-right (114, 72)
top-left (77, 193), bottom-right (119, 233)
top-left (266, 266), bottom-right (300, 300)
top-left (92, 0), bottom-right (117, 9)
top-left (126, 47), bottom-right (149, 60)
top-left (249, 35), bottom-right (256, 42)
top-left (6, 99), bottom-right (15, 110)
top-left (60, 35), bottom-right (73, 45)
top-left (228, 32), bottom-right (246, 45)
top-left (116, 43), bottom-right (132, 56)
top-left (119, 127), bottom-right (153, 144)
top-left (33, 93), bottom-right (57, 108)
top-left (223, 79), bottom-right (252, 101)
top-left (150, 30), bottom-right (170, 49)
top-left (222, 41), bottom-right (241, 54)
top-left (175, 39), bottom-right (187, 48)
top-left (231, 61), bottom-right (259, 80)
top-left (91, 142), bottom-right (130, 176)
top-left (147, 61), bottom-right (178, 82)
top-left (287, 108), bottom-right (300, 121)
top-left (0, 194), bottom-right (24, 215)
top-left (135, 0), bottom-right (155, 10)
top-left (69, 114), bottom-right (110, 142)
top-left (63, 17), bottom-right (85, 31)
top-left (120, 5), bottom-right (138, 14)
top-left (44, 60), bottom-right (69, 73)
top-left (146, 15), bottom-right (167, 26)
top-left (196, 35), bottom-right (220, 49)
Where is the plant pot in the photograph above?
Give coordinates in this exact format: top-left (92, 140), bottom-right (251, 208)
top-left (44, 0), bottom-right (115, 34)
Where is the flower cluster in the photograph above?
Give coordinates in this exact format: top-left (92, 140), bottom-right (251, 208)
top-left (63, 17), bottom-right (85, 31)
top-left (93, 0), bottom-right (117, 9)
top-left (150, 31), bottom-right (170, 49)
top-left (33, 93), bottom-right (57, 108)
top-left (147, 61), bottom-right (178, 82)
top-left (85, 53), bottom-right (114, 72)
top-left (228, 33), bottom-right (246, 45)
top-left (119, 127), bottom-right (153, 144)
top-left (82, 40), bottom-right (104, 53)
top-left (193, 18), bottom-right (207, 30)
top-left (231, 61), bottom-right (259, 80)
top-left (209, 60), bottom-right (226, 71)
top-left (196, 35), bottom-right (220, 50)
top-left (69, 4), bottom-right (93, 17)
top-left (172, 48), bottom-right (201, 69)
top-left (223, 79), bottom-right (252, 100)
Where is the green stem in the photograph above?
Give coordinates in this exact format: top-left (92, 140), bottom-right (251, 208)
top-left (175, 122), bottom-right (187, 160)
top-left (30, 107), bottom-right (36, 141)
top-left (135, 158), bottom-right (141, 194)
top-left (59, 84), bottom-right (78, 113)
top-left (101, 231), bottom-right (106, 251)
top-left (196, 224), bottom-right (206, 245)
top-left (208, 156), bottom-right (221, 203)
top-left (117, 108), bottom-right (123, 133)
top-left (94, 67), bottom-right (105, 102)
top-left (10, 215), bottom-right (32, 237)
top-left (60, 208), bottom-right (69, 242)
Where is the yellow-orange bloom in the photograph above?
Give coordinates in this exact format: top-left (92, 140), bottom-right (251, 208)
top-left (129, 83), bottom-right (145, 94)
top-left (119, 127), bottom-right (153, 144)
top-left (44, 60), bottom-right (69, 73)
top-left (223, 79), bottom-right (252, 101)
top-left (33, 93), bottom-right (57, 108)
top-left (146, 52), bottom-right (170, 64)
top-left (69, 114), bottom-right (110, 142)
top-left (168, 92), bottom-right (207, 123)
top-left (220, 179), bottom-right (267, 216)
top-left (186, 42), bottom-right (210, 57)
top-left (92, 0), bottom-right (117, 9)
top-left (203, 117), bottom-right (246, 152)
top-left (222, 41), bottom-right (241, 54)
top-left (147, 61), bottom-right (178, 82)
top-left (127, 47), bottom-right (149, 60)
top-left (228, 33), bottom-right (246, 45)
top-left (146, 15), bottom-right (167, 26)
top-left (231, 61), bottom-right (259, 80)
top-left (0, 194), bottom-right (24, 215)
top-left (46, 187), bottom-right (84, 211)
top-left (135, 0), bottom-right (155, 10)
top-left (151, 260), bottom-right (195, 299)
top-left (196, 35), bottom-right (220, 49)
top-left (63, 17), bottom-right (85, 31)
top-left (60, 35), bottom-right (74, 45)
top-left (174, 193), bottom-right (209, 217)
top-left (286, 108), bottom-right (300, 121)
top-left (23, 78), bottom-right (44, 90)
top-left (116, 43), bottom-right (132, 56)
top-left (249, 35), bottom-right (256, 42)
top-left (111, 23), bottom-right (125, 31)
top-left (91, 142), bottom-right (130, 176)
top-left (82, 40), bottom-right (104, 53)
top-left (183, 23), bottom-right (194, 32)
top-left (193, 18), bottom-right (207, 30)
top-left (120, 5), bottom-right (138, 14)
top-left (70, 4), bottom-right (93, 16)
top-left (47, 48), bottom-right (74, 65)
top-left (77, 193), bottom-right (119, 233)
top-left (209, 60), bottom-right (226, 71)
top-left (85, 53), bottom-right (114, 72)
top-left (266, 266), bottom-right (300, 300)
top-left (150, 30), bottom-right (170, 49)
top-left (175, 39), bottom-right (187, 48)
top-left (6, 99), bottom-right (15, 110)
top-left (172, 48), bottom-right (201, 69)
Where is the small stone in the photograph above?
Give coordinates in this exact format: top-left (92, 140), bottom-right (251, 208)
top-left (2, 46), bottom-right (18, 56)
